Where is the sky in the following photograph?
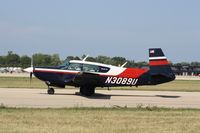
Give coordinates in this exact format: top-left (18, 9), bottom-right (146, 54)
top-left (0, 0), bottom-right (199, 63)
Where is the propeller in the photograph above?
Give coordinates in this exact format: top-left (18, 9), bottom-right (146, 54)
top-left (23, 55), bottom-right (34, 85)
top-left (30, 55), bottom-right (33, 83)
top-left (30, 71), bottom-right (33, 84)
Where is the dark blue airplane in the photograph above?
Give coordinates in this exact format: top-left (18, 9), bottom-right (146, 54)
top-left (24, 48), bottom-right (175, 96)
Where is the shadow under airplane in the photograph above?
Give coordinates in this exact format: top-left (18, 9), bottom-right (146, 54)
top-left (40, 92), bottom-right (181, 100)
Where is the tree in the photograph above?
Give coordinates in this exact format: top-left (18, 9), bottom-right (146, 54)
top-left (126, 60), bottom-right (136, 68)
top-left (51, 54), bottom-right (61, 66)
top-left (135, 61), bottom-right (148, 68)
top-left (20, 55), bottom-right (31, 68)
top-left (32, 53), bottom-right (62, 66)
top-left (0, 56), bottom-right (6, 67)
top-left (74, 56), bottom-right (81, 60)
top-left (191, 62), bottom-right (200, 67)
top-left (86, 57), bottom-right (96, 62)
top-left (111, 57), bottom-right (127, 66)
top-left (33, 53), bottom-right (51, 66)
top-left (66, 56), bottom-right (80, 61)
top-left (66, 56), bottom-right (75, 60)
top-left (96, 56), bottom-right (111, 64)
top-left (6, 51), bottom-right (20, 67)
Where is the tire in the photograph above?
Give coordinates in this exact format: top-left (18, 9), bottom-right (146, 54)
top-left (47, 88), bottom-right (55, 95)
top-left (80, 86), bottom-right (95, 96)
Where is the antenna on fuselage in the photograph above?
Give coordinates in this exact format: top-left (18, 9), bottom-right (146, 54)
top-left (82, 55), bottom-right (89, 61)
top-left (121, 62), bottom-right (127, 68)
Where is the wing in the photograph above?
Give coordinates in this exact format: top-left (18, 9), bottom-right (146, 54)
top-left (73, 72), bottom-right (105, 87)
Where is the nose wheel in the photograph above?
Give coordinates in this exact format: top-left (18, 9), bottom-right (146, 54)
top-left (47, 87), bottom-right (55, 95)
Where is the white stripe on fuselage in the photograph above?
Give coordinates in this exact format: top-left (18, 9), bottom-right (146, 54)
top-left (149, 56), bottom-right (167, 60)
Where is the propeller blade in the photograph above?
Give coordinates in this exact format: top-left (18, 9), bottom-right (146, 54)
top-left (30, 72), bottom-right (33, 84)
top-left (24, 54), bottom-right (34, 86)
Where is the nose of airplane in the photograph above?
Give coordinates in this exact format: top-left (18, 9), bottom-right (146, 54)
top-left (23, 67), bottom-right (33, 73)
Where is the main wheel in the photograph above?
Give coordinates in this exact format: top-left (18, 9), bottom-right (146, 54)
top-left (47, 88), bottom-right (55, 95)
top-left (80, 86), bottom-right (95, 96)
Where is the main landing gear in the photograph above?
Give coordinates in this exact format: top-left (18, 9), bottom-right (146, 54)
top-left (80, 86), bottom-right (95, 96)
top-left (47, 87), bottom-right (55, 95)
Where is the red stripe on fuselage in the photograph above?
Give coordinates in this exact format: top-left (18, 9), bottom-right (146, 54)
top-left (116, 68), bottom-right (148, 78)
top-left (149, 59), bottom-right (169, 66)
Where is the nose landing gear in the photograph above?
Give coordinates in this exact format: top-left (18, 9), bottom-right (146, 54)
top-left (45, 81), bottom-right (55, 95)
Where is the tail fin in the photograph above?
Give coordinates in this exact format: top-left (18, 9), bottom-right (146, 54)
top-left (149, 48), bottom-right (175, 84)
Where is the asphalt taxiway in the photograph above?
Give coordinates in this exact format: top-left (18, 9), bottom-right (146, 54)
top-left (0, 88), bottom-right (200, 108)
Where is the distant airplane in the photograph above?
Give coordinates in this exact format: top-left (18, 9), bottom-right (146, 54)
top-left (24, 48), bottom-right (175, 96)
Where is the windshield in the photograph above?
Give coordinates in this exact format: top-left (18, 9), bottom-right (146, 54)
top-left (59, 60), bottom-right (70, 68)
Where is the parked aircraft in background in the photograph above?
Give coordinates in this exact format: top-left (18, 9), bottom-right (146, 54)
top-left (24, 48), bottom-right (175, 96)
top-left (0, 67), bottom-right (23, 73)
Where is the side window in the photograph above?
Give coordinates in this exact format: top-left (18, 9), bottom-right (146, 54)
top-left (67, 63), bottom-right (82, 71)
top-left (83, 64), bottom-right (110, 73)
top-left (83, 64), bottom-right (99, 72)
top-left (99, 66), bottom-right (110, 73)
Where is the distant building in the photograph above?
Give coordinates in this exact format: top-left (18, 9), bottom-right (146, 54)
top-left (172, 65), bottom-right (200, 76)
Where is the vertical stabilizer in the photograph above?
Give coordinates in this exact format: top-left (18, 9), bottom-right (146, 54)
top-left (149, 48), bottom-right (175, 84)
top-left (149, 48), bottom-right (169, 66)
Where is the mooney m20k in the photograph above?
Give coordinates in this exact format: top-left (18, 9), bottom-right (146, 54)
top-left (24, 48), bottom-right (175, 96)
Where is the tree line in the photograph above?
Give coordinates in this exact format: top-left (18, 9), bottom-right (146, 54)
top-left (0, 51), bottom-right (61, 68)
top-left (0, 51), bottom-right (200, 68)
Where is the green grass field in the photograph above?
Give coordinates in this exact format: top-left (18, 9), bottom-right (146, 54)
top-left (0, 76), bottom-right (200, 92)
top-left (0, 77), bottom-right (46, 88)
top-left (0, 107), bottom-right (200, 133)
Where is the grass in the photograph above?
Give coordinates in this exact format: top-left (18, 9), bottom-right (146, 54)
top-left (0, 107), bottom-right (200, 133)
top-left (0, 77), bottom-right (46, 88)
top-left (0, 76), bottom-right (200, 92)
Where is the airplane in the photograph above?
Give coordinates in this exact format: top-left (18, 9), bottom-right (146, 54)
top-left (24, 48), bottom-right (175, 96)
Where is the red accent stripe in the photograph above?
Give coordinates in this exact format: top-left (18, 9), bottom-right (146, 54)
top-left (116, 68), bottom-right (148, 78)
top-left (149, 59), bottom-right (169, 66)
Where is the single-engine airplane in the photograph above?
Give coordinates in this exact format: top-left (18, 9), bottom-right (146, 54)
top-left (24, 48), bottom-right (175, 96)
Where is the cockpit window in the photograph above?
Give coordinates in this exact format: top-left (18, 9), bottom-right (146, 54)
top-left (62, 63), bottom-right (83, 71)
top-left (60, 62), bottom-right (110, 73)
top-left (83, 64), bottom-right (110, 73)
top-left (60, 61), bottom-right (82, 71)
top-left (67, 63), bottom-right (82, 71)
top-left (83, 64), bottom-right (99, 72)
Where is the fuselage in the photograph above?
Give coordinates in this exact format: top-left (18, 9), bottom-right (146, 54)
top-left (24, 48), bottom-right (176, 96)
top-left (33, 60), bottom-right (154, 88)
